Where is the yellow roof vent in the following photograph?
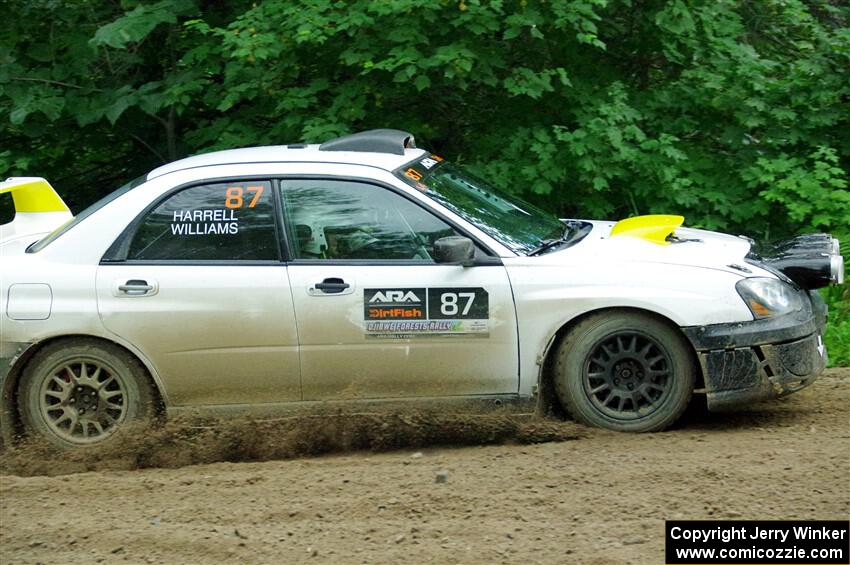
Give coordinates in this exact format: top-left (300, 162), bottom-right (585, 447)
top-left (610, 214), bottom-right (684, 246)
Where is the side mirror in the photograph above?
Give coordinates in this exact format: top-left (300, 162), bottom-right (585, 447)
top-left (434, 236), bottom-right (475, 265)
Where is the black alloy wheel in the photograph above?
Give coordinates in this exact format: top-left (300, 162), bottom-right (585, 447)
top-left (554, 311), bottom-right (696, 432)
top-left (583, 331), bottom-right (673, 420)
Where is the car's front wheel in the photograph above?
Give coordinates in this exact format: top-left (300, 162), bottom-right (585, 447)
top-left (554, 311), bottom-right (696, 432)
top-left (19, 339), bottom-right (154, 448)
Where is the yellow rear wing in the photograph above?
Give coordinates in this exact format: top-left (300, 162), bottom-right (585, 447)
top-left (0, 177), bottom-right (70, 214)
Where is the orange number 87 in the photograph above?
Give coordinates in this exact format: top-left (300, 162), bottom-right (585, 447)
top-left (225, 187), bottom-right (243, 209)
top-left (225, 185), bottom-right (264, 209)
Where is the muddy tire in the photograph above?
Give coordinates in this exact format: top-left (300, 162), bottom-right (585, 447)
top-left (554, 311), bottom-right (695, 432)
top-left (19, 339), bottom-right (154, 449)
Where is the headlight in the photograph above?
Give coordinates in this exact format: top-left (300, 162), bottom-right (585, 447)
top-left (831, 250), bottom-right (844, 284)
top-left (735, 277), bottom-right (803, 319)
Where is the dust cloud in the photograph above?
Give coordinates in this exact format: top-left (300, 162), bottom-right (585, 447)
top-left (0, 408), bottom-right (585, 477)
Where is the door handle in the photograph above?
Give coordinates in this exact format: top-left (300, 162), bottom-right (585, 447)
top-left (313, 278), bottom-right (350, 294)
top-left (118, 279), bottom-right (154, 295)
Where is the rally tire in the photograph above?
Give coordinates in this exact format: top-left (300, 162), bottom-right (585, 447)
top-left (554, 311), bottom-right (695, 432)
top-left (19, 338), bottom-right (154, 449)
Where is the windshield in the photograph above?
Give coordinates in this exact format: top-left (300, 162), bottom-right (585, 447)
top-left (395, 157), bottom-right (566, 255)
top-left (27, 174), bottom-right (148, 253)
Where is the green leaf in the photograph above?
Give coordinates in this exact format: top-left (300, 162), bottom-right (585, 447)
top-left (105, 97), bottom-right (131, 124)
top-left (413, 74), bottom-right (431, 92)
top-left (9, 107), bottom-right (29, 125)
top-left (91, 0), bottom-right (196, 49)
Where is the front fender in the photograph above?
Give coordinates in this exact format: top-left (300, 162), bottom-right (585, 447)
top-left (504, 261), bottom-right (753, 397)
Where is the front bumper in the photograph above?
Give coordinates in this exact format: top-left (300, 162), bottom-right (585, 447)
top-left (681, 291), bottom-right (828, 411)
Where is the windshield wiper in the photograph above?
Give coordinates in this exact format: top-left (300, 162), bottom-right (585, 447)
top-left (529, 238), bottom-right (566, 256)
top-left (528, 221), bottom-right (585, 256)
top-left (528, 224), bottom-right (571, 256)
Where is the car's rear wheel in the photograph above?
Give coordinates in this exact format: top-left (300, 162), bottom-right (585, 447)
top-left (19, 339), bottom-right (154, 448)
top-left (554, 311), bottom-right (695, 432)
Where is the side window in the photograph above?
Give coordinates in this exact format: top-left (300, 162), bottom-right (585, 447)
top-left (281, 180), bottom-right (461, 261)
top-left (127, 181), bottom-right (277, 261)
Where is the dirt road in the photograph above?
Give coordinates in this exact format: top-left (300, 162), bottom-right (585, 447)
top-left (2, 369), bottom-right (848, 565)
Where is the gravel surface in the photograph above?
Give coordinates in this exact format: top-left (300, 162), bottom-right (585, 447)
top-left (1, 368), bottom-right (848, 564)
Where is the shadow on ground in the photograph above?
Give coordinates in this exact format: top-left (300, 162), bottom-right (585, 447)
top-left (677, 403), bottom-right (807, 433)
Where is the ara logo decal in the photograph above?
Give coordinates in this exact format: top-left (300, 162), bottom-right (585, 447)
top-left (369, 290), bottom-right (421, 303)
top-left (364, 288), bottom-right (426, 321)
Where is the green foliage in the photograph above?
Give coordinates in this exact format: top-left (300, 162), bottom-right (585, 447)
top-left (823, 288), bottom-right (849, 367)
top-left (0, 0), bottom-right (848, 361)
top-left (822, 233), bottom-right (850, 367)
top-left (91, 0), bottom-right (195, 49)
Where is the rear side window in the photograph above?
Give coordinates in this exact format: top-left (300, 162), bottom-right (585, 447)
top-left (127, 181), bottom-right (277, 261)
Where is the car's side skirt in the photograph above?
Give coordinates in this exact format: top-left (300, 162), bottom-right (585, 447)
top-left (166, 394), bottom-right (535, 420)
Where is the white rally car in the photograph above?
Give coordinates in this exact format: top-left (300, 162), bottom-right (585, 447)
top-left (0, 129), bottom-right (843, 448)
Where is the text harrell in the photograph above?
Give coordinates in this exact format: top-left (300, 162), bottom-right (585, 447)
top-left (171, 209), bottom-right (239, 235)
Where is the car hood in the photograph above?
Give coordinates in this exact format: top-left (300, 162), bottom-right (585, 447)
top-left (532, 219), bottom-right (758, 276)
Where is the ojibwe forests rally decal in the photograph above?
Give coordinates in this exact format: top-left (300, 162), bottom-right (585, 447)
top-left (170, 184), bottom-right (266, 236)
top-left (364, 287), bottom-right (489, 339)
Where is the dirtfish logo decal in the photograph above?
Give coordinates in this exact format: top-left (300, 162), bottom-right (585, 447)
top-left (369, 290), bottom-right (421, 303)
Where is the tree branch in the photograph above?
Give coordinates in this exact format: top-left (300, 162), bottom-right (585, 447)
top-left (165, 106), bottom-right (178, 161)
top-left (9, 77), bottom-right (103, 91)
top-left (130, 134), bottom-right (167, 163)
